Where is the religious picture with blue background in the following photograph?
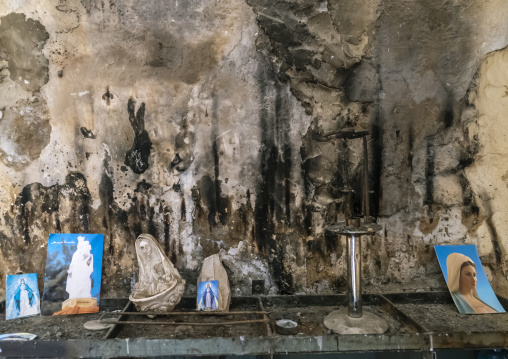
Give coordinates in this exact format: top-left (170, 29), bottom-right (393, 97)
top-left (41, 233), bottom-right (104, 316)
top-left (197, 280), bottom-right (219, 311)
top-left (435, 245), bottom-right (505, 314)
top-left (6, 273), bottom-right (40, 320)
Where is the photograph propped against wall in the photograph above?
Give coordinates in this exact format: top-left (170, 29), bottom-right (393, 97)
top-left (41, 234), bottom-right (104, 316)
top-left (435, 245), bottom-right (505, 314)
top-left (5, 273), bottom-right (41, 320)
top-left (197, 280), bottom-right (219, 311)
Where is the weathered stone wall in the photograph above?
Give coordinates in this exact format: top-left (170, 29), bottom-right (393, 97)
top-left (1, 0), bottom-right (508, 300)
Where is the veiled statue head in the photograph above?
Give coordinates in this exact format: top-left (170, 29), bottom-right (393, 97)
top-left (132, 234), bottom-right (185, 301)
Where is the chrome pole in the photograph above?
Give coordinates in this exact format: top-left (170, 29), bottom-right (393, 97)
top-left (347, 234), bottom-right (362, 318)
top-left (362, 136), bottom-right (370, 221)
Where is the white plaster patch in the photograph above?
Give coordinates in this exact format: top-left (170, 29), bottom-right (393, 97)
top-left (70, 91), bottom-right (90, 96)
top-left (316, 2), bottom-right (328, 13)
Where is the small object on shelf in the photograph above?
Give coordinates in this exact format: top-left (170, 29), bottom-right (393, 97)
top-left (0, 333), bottom-right (38, 341)
top-left (42, 233), bottom-right (104, 316)
top-left (129, 234), bottom-right (185, 313)
top-left (197, 254), bottom-right (231, 311)
top-left (275, 319), bottom-right (298, 335)
top-left (84, 320), bottom-right (115, 331)
top-left (5, 273), bottom-right (40, 320)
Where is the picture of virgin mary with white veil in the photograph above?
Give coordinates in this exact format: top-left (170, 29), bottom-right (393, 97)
top-left (434, 244), bottom-right (505, 315)
top-left (446, 252), bottom-right (497, 314)
top-left (66, 236), bottom-right (93, 299)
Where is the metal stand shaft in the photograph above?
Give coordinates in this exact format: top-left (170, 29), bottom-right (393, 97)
top-left (323, 223), bottom-right (386, 334)
top-left (347, 235), bottom-right (362, 318)
top-left (322, 129), bottom-right (388, 334)
top-left (362, 136), bottom-right (370, 222)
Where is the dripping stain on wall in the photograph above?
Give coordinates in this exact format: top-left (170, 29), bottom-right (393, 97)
top-left (125, 99), bottom-right (152, 174)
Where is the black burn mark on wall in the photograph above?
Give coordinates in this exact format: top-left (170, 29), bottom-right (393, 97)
top-left (80, 127), bottom-right (96, 139)
top-left (125, 98), bottom-right (152, 174)
top-left (99, 152), bottom-right (114, 255)
top-left (16, 172), bottom-right (91, 244)
top-left (275, 82), bottom-right (292, 225)
top-left (458, 173), bottom-right (480, 229)
top-left (322, 227), bottom-right (342, 254)
top-left (163, 207), bottom-right (172, 260)
top-left (407, 124), bottom-right (414, 172)
top-left (103, 177), bottom-right (183, 265)
top-left (486, 215), bottom-right (503, 266)
top-left (196, 175), bottom-right (230, 228)
top-left (253, 64), bottom-right (294, 294)
top-left (443, 94), bottom-right (454, 128)
top-left (350, 171), bottom-right (364, 217)
top-left (424, 140), bottom-right (435, 220)
top-left (171, 117), bottom-right (195, 172)
top-left (254, 69), bottom-right (277, 255)
top-left (192, 95), bottom-right (231, 228)
top-left (148, 206), bottom-right (157, 240)
top-left (180, 197), bottom-right (186, 221)
top-left (20, 185), bottom-right (33, 244)
top-left (230, 190), bottom-right (255, 243)
top-left (482, 201), bottom-right (503, 266)
top-left (127, 180), bottom-right (157, 239)
top-left (211, 102), bottom-right (226, 226)
top-left (67, 172), bottom-right (91, 231)
top-left (170, 153), bottom-right (182, 169)
top-left (102, 86), bottom-right (114, 105)
top-left (332, 140), bottom-right (365, 218)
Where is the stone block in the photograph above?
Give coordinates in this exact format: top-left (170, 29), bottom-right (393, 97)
top-left (197, 254), bottom-right (231, 312)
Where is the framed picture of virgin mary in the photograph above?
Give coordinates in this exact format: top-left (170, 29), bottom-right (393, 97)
top-left (41, 233), bottom-right (104, 316)
top-left (434, 244), bottom-right (505, 314)
top-left (5, 273), bottom-right (40, 320)
top-left (197, 280), bottom-right (219, 311)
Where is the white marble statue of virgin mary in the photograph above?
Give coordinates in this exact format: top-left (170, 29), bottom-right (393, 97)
top-left (131, 234), bottom-right (182, 299)
top-left (66, 236), bottom-right (93, 299)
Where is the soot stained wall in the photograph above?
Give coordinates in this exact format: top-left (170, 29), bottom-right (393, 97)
top-left (1, 0), bottom-right (508, 300)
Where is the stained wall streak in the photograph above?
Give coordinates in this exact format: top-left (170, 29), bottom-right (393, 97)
top-left (254, 64), bottom-right (276, 256)
top-left (163, 207), bottom-right (172, 259)
top-left (253, 63), bottom-right (295, 294)
top-left (125, 99), bottom-right (152, 174)
top-left (171, 117), bottom-right (195, 172)
top-left (424, 140), bottom-right (435, 219)
top-left (99, 170), bottom-right (114, 255)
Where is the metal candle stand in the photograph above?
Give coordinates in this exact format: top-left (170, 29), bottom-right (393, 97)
top-left (322, 129), bottom-right (388, 335)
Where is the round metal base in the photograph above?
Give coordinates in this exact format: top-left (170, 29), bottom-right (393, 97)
top-left (84, 320), bottom-right (115, 331)
top-left (275, 319), bottom-right (299, 335)
top-left (323, 307), bottom-right (389, 335)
